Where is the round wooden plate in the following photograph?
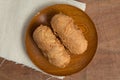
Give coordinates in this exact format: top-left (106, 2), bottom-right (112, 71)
top-left (25, 4), bottom-right (98, 76)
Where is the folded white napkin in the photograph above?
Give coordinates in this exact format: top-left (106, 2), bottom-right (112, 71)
top-left (0, 0), bottom-right (86, 79)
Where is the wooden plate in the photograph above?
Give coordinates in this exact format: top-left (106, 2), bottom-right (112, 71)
top-left (25, 4), bottom-right (98, 76)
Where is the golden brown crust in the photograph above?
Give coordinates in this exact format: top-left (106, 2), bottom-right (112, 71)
top-left (51, 13), bottom-right (88, 54)
top-left (33, 25), bottom-right (70, 68)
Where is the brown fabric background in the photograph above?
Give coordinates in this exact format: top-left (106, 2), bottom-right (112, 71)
top-left (0, 0), bottom-right (120, 80)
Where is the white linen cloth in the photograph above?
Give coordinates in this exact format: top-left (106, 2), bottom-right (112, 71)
top-left (0, 0), bottom-right (86, 79)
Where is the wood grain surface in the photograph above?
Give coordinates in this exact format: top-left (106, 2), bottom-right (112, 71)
top-left (0, 0), bottom-right (120, 80)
